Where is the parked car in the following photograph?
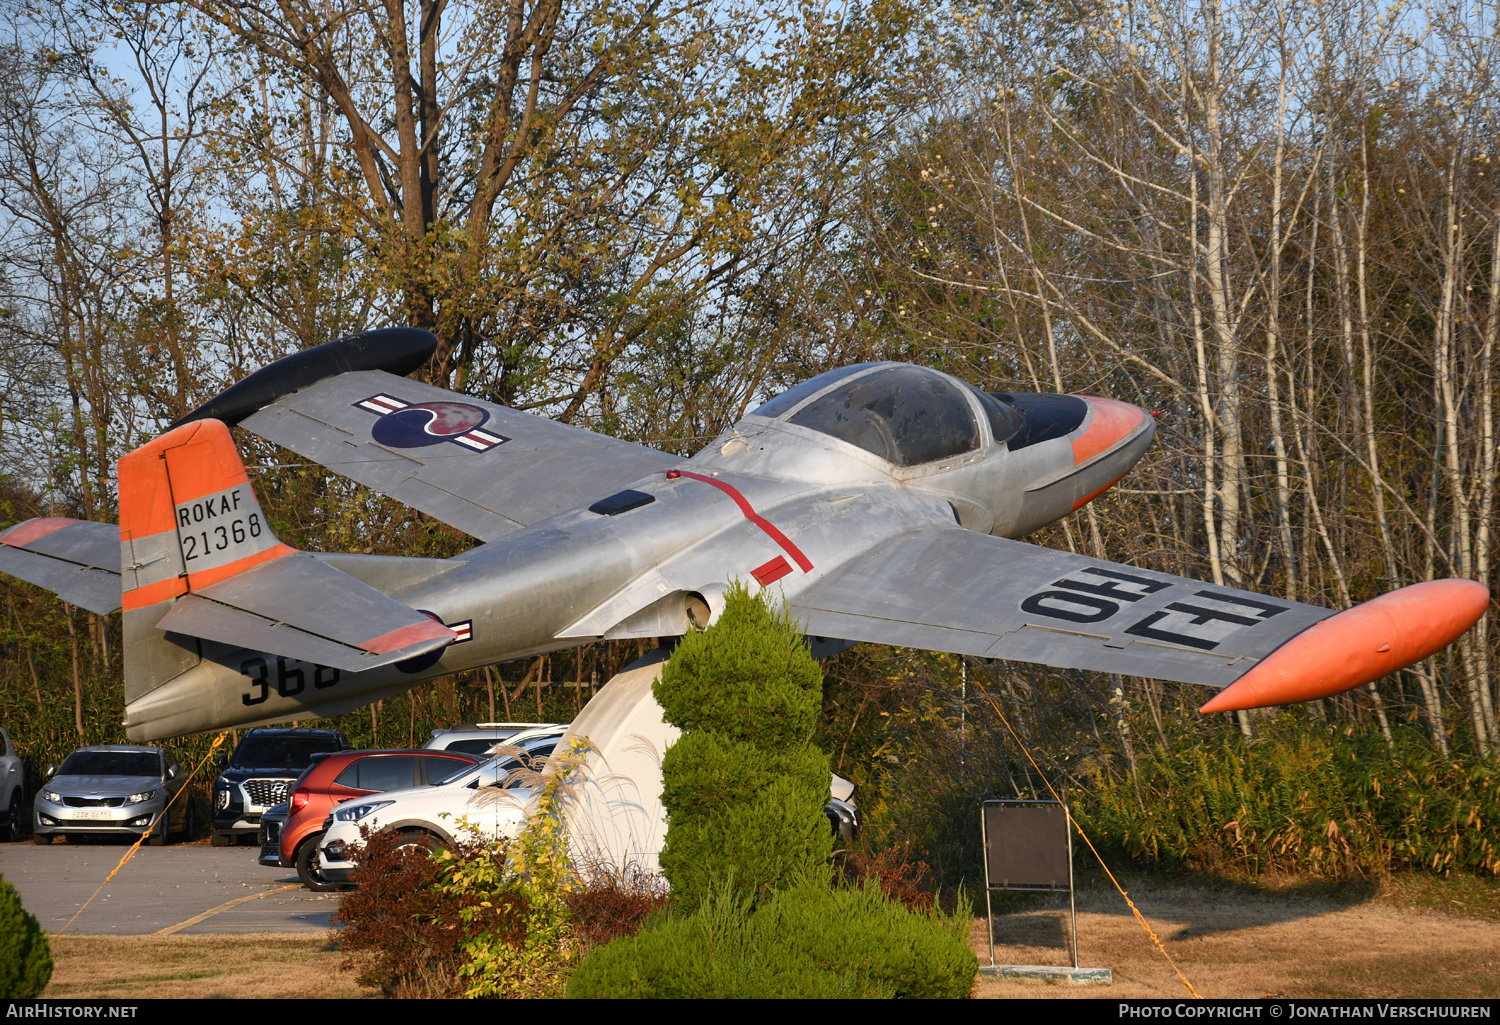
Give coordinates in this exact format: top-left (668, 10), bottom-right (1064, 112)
top-left (423, 722), bottom-right (559, 757)
top-left (259, 748), bottom-right (479, 891)
top-left (212, 728), bottom-right (351, 846)
top-left (32, 745), bottom-right (191, 845)
top-left (2, 727), bottom-right (26, 843)
top-left (317, 725), bottom-right (567, 884)
top-left (825, 774), bottom-right (861, 845)
top-left (257, 801), bottom-right (292, 864)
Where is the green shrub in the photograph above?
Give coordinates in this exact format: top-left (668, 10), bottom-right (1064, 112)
top-left (653, 584), bottom-right (832, 911)
top-left (0, 874), bottom-right (52, 999)
top-left (654, 586), bottom-right (824, 749)
top-left (570, 586), bottom-right (978, 999)
top-left (1079, 722), bottom-right (1500, 880)
top-left (564, 877), bottom-right (978, 999)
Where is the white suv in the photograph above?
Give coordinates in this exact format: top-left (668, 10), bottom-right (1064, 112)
top-left (423, 722), bottom-right (558, 757)
top-left (317, 725), bottom-right (564, 883)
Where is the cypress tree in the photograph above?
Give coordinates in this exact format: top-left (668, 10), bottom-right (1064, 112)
top-left (0, 874), bottom-right (52, 998)
top-left (653, 583), bottom-right (833, 913)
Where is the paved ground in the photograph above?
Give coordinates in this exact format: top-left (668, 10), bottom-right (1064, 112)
top-left (0, 839), bottom-right (341, 935)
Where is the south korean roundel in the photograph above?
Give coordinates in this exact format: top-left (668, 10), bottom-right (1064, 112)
top-left (372, 401), bottom-right (489, 448)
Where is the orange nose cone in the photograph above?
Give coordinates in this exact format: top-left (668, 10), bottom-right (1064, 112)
top-left (1071, 396), bottom-right (1149, 465)
top-left (1199, 578), bottom-right (1491, 713)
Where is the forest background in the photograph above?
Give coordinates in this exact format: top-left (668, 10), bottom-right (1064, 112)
top-left (2, 0), bottom-right (1499, 884)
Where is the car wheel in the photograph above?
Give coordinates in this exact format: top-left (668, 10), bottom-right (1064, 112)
top-left (31, 830), bottom-right (52, 845)
top-left (296, 835), bottom-right (338, 892)
top-left (148, 815), bottom-right (169, 846)
top-left (6, 791), bottom-right (21, 843)
top-left (210, 829), bottom-right (230, 847)
top-left (393, 830), bottom-right (444, 856)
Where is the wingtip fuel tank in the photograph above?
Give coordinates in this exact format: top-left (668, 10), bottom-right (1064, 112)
top-left (1199, 578), bottom-right (1491, 713)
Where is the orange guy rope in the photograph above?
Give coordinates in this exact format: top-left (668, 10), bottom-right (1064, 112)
top-left (57, 731), bottom-right (229, 935)
top-left (968, 668), bottom-right (1201, 999)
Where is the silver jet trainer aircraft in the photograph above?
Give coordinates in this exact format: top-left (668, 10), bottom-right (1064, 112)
top-left (0, 329), bottom-right (1489, 740)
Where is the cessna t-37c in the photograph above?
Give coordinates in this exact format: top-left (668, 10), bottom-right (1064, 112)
top-left (0, 329), bottom-right (1489, 741)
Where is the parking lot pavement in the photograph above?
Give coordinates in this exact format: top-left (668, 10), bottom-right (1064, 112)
top-left (0, 841), bottom-right (342, 935)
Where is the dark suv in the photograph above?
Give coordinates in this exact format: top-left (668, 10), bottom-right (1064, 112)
top-left (211, 728), bottom-right (350, 846)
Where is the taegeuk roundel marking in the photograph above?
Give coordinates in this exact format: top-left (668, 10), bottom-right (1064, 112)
top-left (355, 394), bottom-right (510, 452)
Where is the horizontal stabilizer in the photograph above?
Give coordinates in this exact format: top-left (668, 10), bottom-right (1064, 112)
top-left (153, 551), bottom-right (456, 672)
top-left (0, 518), bottom-right (123, 614)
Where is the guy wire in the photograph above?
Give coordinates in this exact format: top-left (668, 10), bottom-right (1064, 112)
top-left (967, 665), bottom-right (1201, 999)
top-left (58, 731), bottom-right (230, 935)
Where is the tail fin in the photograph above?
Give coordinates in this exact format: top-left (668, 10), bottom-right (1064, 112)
top-left (119, 419), bottom-right (294, 613)
top-left (119, 419), bottom-right (282, 705)
top-left (119, 419), bottom-right (455, 706)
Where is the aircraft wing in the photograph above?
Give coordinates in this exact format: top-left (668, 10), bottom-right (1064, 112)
top-left (238, 370), bottom-right (677, 541)
top-left (790, 529), bottom-right (1336, 690)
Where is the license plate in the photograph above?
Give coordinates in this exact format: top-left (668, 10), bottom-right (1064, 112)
top-left (69, 807), bottom-right (120, 820)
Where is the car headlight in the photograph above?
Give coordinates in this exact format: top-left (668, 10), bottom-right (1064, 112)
top-left (334, 800), bottom-right (393, 823)
top-left (126, 790), bottom-right (159, 805)
top-left (42, 790), bottom-right (61, 803)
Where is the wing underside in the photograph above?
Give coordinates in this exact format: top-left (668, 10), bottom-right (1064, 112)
top-left (790, 530), bottom-right (1335, 689)
top-left (239, 370), bottom-right (677, 541)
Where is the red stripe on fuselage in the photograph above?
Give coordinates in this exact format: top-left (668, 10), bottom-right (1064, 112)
top-left (671, 471), bottom-right (814, 573)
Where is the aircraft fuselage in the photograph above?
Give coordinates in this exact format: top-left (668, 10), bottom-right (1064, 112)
top-left (122, 374), bottom-right (1154, 739)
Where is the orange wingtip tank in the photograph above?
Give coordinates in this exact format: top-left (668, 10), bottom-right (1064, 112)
top-left (1199, 578), bottom-right (1491, 713)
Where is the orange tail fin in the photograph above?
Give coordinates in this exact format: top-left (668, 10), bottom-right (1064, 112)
top-left (119, 419), bottom-right (296, 612)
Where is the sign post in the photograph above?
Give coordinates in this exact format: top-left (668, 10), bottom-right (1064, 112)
top-left (978, 798), bottom-right (1111, 985)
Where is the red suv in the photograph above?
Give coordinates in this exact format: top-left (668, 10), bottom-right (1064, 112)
top-left (268, 749), bottom-right (478, 890)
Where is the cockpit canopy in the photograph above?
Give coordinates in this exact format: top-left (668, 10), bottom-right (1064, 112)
top-left (750, 363), bottom-right (1023, 467)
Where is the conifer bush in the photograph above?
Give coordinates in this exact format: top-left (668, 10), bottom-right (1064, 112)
top-left (566, 585), bottom-right (978, 998)
top-left (0, 874), bottom-right (52, 999)
top-left (565, 877), bottom-right (977, 999)
top-left (653, 584), bottom-right (833, 912)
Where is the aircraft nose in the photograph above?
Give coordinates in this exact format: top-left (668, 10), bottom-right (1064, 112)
top-left (1070, 396), bottom-right (1150, 465)
top-left (1064, 396), bottom-right (1153, 512)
